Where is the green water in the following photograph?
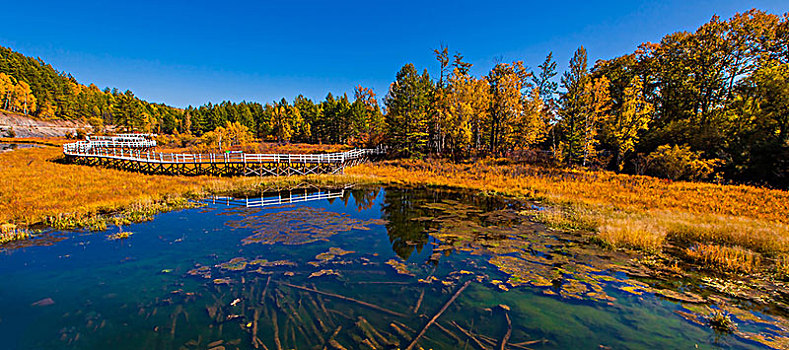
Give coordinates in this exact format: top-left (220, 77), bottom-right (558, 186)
top-left (0, 186), bottom-right (784, 349)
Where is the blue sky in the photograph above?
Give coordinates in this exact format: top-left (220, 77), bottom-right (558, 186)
top-left (1, 1), bottom-right (786, 108)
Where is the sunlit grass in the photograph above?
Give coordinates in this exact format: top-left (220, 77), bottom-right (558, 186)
top-left (598, 216), bottom-right (666, 253)
top-left (775, 255), bottom-right (789, 279)
top-left (685, 243), bottom-right (762, 273)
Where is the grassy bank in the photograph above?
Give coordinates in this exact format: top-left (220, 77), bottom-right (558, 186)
top-left (348, 159), bottom-right (789, 276)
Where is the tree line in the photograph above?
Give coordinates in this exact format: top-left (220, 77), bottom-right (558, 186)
top-left (0, 9), bottom-right (787, 186)
top-left (381, 9), bottom-right (789, 186)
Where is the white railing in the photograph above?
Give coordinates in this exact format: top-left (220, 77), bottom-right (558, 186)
top-left (207, 189), bottom-right (345, 208)
top-left (63, 135), bottom-right (385, 165)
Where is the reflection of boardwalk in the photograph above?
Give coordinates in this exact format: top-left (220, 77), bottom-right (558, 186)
top-left (63, 134), bottom-right (382, 176)
top-left (208, 188), bottom-right (346, 208)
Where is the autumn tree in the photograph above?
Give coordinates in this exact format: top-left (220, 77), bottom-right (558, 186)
top-left (486, 61), bottom-right (530, 155)
top-left (511, 87), bottom-right (548, 150)
top-left (722, 61), bottom-right (789, 184)
top-left (348, 85), bottom-right (384, 147)
top-left (603, 76), bottom-right (653, 171)
top-left (294, 95), bottom-right (322, 143)
top-left (267, 98), bottom-right (308, 143)
top-left (444, 66), bottom-right (490, 156)
top-left (0, 73), bottom-right (14, 110)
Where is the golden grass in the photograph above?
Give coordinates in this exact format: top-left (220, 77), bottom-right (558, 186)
top-left (350, 159), bottom-right (789, 223)
top-left (0, 137), bottom-right (67, 146)
top-left (685, 243), bottom-right (762, 273)
top-left (598, 216), bottom-right (666, 253)
top-left (348, 159), bottom-right (789, 256)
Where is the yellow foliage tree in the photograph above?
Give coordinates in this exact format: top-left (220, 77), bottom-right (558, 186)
top-left (201, 121), bottom-right (253, 151)
top-left (444, 68), bottom-right (491, 155)
top-left (512, 87), bottom-right (548, 150)
top-left (0, 73), bottom-right (14, 111)
top-left (12, 80), bottom-right (36, 115)
top-left (604, 76), bottom-right (653, 171)
top-left (487, 61), bottom-right (529, 155)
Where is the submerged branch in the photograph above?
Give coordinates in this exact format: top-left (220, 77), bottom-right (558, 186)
top-left (278, 282), bottom-right (407, 317)
top-left (405, 279), bottom-right (472, 350)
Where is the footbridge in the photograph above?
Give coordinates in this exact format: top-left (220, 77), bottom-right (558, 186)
top-left (63, 134), bottom-right (383, 176)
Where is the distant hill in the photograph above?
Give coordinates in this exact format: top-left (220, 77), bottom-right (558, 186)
top-left (0, 110), bottom-right (91, 138)
top-left (0, 45), bottom-right (183, 133)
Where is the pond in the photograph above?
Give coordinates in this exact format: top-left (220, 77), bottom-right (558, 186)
top-left (0, 186), bottom-right (786, 349)
top-left (0, 143), bottom-right (42, 152)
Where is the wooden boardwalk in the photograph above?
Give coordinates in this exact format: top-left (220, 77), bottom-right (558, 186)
top-left (63, 135), bottom-right (382, 176)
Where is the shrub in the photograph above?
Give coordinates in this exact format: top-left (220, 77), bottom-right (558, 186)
top-left (646, 144), bottom-right (720, 181)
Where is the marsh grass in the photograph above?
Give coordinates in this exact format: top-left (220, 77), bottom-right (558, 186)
top-left (0, 223), bottom-right (29, 244)
top-left (598, 216), bottom-right (666, 253)
top-left (532, 206), bottom-right (599, 232)
top-left (685, 243), bottom-right (762, 273)
top-left (707, 309), bottom-right (738, 333)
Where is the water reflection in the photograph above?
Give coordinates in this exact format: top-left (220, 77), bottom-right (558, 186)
top-left (0, 142), bottom-right (41, 152)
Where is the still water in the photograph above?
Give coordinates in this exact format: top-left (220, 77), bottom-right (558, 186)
top-left (0, 186), bottom-right (786, 349)
top-left (0, 143), bottom-right (41, 152)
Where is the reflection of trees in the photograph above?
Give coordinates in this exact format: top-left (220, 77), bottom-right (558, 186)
top-left (382, 187), bottom-right (516, 261)
top-left (349, 189), bottom-right (379, 211)
top-left (381, 187), bottom-right (431, 260)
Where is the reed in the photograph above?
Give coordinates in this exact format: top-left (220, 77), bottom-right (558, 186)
top-left (685, 243), bottom-right (762, 273)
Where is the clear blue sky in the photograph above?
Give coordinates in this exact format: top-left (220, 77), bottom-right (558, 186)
top-left (1, 0), bottom-right (786, 108)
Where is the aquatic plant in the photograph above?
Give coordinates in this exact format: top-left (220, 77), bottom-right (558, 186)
top-left (107, 231), bottom-right (133, 240)
top-left (233, 206), bottom-right (385, 245)
top-left (707, 309), bottom-right (737, 334)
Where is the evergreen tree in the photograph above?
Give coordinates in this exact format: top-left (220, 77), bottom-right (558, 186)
top-left (384, 64), bottom-right (434, 157)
